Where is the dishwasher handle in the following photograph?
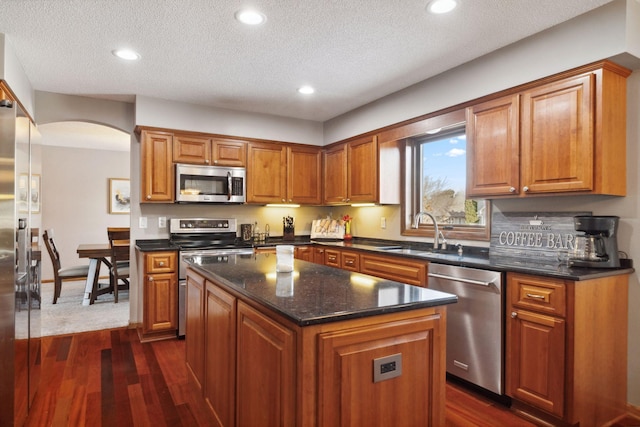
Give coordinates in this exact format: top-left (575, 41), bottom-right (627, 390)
top-left (428, 272), bottom-right (494, 287)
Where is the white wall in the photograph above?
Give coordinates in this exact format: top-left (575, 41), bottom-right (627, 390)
top-left (135, 95), bottom-right (324, 146)
top-left (35, 91), bottom-right (134, 132)
top-left (323, 0), bottom-right (640, 143)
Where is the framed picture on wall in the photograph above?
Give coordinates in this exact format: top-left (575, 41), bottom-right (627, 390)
top-left (109, 178), bottom-right (130, 214)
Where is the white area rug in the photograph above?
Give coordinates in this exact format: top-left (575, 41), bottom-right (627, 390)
top-left (40, 279), bottom-right (129, 336)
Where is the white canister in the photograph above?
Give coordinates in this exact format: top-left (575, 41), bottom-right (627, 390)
top-left (276, 245), bottom-right (294, 272)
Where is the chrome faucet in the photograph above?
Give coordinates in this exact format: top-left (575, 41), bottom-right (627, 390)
top-left (413, 211), bottom-right (439, 250)
top-left (438, 230), bottom-right (447, 250)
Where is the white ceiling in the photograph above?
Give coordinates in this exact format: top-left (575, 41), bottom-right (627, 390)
top-left (0, 0), bottom-right (614, 125)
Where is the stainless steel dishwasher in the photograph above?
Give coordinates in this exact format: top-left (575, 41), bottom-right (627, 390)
top-left (428, 263), bottom-right (504, 395)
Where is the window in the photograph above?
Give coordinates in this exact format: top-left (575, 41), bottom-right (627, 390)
top-left (402, 112), bottom-right (490, 241)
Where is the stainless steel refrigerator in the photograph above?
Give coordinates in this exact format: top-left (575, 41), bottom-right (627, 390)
top-left (0, 95), bottom-right (41, 427)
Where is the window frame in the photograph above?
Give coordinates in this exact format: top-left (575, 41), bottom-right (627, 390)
top-left (400, 110), bottom-right (491, 242)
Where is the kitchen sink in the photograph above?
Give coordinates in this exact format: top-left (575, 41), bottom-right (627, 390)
top-left (375, 245), bottom-right (404, 251)
top-left (379, 247), bottom-right (434, 256)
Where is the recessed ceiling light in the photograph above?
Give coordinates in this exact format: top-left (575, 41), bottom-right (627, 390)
top-left (112, 49), bottom-right (140, 60)
top-left (298, 86), bottom-right (315, 95)
top-left (426, 0), bottom-right (457, 14)
top-left (235, 9), bottom-right (266, 25)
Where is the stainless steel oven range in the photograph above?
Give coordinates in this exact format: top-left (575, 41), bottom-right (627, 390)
top-left (170, 218), bottom-right (253, 338)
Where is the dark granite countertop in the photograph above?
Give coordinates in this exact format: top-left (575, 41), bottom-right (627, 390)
top-left (185, 253), bottom-right (458, 326)
top-left (137, 237), bottom-right (634, 281)
top-left (311, 239), bottom-right (634, 281)
top-left (135, 239), bottom-right (177, 251)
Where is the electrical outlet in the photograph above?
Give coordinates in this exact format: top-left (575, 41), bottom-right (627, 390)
top-left (380, 217), bottom-right (386, 229)
top-left (139, 216), bottom-right (147, 229)
top-left (373, 353), bottom-right (402, 382)
top-left (158, 217), bottom-right (167, 228)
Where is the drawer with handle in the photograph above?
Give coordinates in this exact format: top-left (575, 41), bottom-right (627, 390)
top-left (508, 273), bottom-right (566, 317)
top-left (146, 251), bottom-right (177, 274)
top-left (341, 252), bottom-right (360, 271)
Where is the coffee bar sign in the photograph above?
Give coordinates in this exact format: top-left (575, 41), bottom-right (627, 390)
top-left (490, 211), bottom-right (591, 263)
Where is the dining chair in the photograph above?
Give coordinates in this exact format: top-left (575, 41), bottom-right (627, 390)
top-left (42, 229), bottom-right (90, 304)
top-left (107, 227), bottom-right (130, 303)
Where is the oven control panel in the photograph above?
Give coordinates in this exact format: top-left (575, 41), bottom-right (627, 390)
top-left (170, 218), bottom-right (237, 233)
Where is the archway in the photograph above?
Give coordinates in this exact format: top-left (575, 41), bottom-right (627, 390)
top-left (37, 121), bottom-right (130, 336)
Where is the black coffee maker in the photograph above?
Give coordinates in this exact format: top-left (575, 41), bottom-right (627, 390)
top-left (570, 216), bottom-right (620, 268)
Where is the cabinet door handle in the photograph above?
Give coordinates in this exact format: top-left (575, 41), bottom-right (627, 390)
top-left (525, 293), bottom-right (545, 300)
top-left (509, 187), bottom-right (516, 193)
top-left (345, 260), bottom-right (353, 265)
top-left (205, 159), bottom-right (210, 164)
top-left (523, 186), bottom-right (529, 192)
top-left (158, 261), bottom-right (165, 266)
top-left (511, 311), bottom-right (518, 318)
top-left (148, 277), bottom-right (154, 282)
top-left (146, 195), bottom-right (151, 200)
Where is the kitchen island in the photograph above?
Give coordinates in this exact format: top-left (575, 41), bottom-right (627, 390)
top-left (184, 253), bottom-right (457, 427)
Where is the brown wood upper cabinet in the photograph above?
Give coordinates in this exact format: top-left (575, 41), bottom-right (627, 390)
top-left (140, 130), bottom-right (174, 202)
top-left (323, 135), bottom-right (400, 205)
top-left (246, 141), bottom-right (322, 204)
top-left (466, 61), bottom-right (630, 198)
top-left (173, 134), bottom-right (246, 167)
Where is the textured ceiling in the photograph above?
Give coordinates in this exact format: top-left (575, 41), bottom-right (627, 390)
top-left (0, 0), bottom-right (614, 122)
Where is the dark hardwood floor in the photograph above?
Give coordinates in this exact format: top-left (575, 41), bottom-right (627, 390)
top-left (23, 327), bottom-right (636, 427)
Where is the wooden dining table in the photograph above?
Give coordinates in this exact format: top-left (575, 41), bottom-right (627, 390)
top-left (76, 243), bottom-right (125, 305)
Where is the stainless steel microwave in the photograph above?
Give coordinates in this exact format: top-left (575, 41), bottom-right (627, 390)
top-left (175, 163), bottom-right (246, 203)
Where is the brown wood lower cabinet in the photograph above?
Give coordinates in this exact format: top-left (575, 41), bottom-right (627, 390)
top-left (294, 245), bottom-right (313, 262)
top-left (185, 270), bottom-right (205, 392)
top-left (302, 245), bottom-right (428, 287)
top-left (140, 251), bottom-right (178, 341)
top-left (318, 313), bottom-right (444, 427)
top-left (506, 272), bottom-right (629, 427)
top-left (205, 281), bottom-right (236, 427)
top-left (236, 302), bottom-right (296, 427)
top-left (360, 253), bottom-right (427, 286)
top-left (185, 268), bottom-right (446, 427)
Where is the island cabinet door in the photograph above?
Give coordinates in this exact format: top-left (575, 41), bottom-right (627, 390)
top-left (185, 271), bottom-right (205, 392)
top-left (317, 313), bottom-right (445, 427)
top-left (204, 282), bottom-right (236, 427)
top-left (236, 302), bottom-right (296, 427)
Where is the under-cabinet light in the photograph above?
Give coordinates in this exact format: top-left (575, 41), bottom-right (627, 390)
top-left (266, 204), bottom-right (300, 208)
top-left (351, 203), bottom-right (376, 207)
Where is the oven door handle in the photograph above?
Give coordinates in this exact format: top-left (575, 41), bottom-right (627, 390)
top-left (428, 272), bottom-right (493, 287)
top-left (227, 171), bottom-right (232, 201)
